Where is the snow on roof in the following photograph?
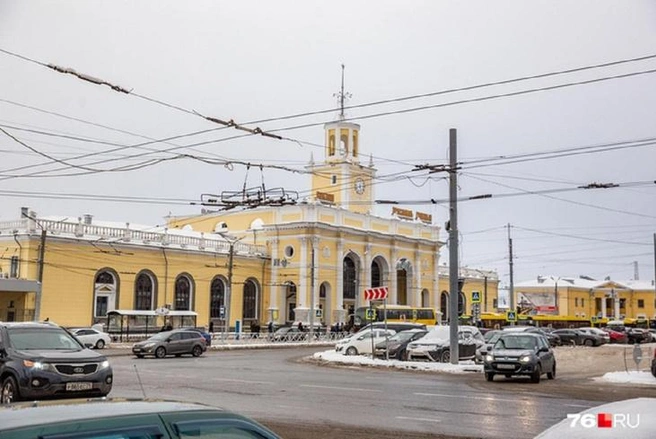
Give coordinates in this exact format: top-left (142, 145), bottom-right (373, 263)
top-left (516, 276), bottom-right (655, 291)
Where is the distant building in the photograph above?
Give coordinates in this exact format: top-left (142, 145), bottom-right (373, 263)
top-left (514, 276), bottom-right (656, 321)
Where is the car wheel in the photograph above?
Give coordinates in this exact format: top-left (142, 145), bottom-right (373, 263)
top-left (1, 376), bottom-right (20, 404)
top-left (440, 350), bottom-right (451, 363)
top-left (95, 339), bottom-right (105, 349)
top-left (192, 345), bottom-right (203, 357)
top-left (346, 346), bottom-right (358, 356)
top-left (485, 372), bottom-right (494, 382)
top-left (531, 365), bottom-right (541, 383)
top-left (154, 346), bottom-right (166, 359)
top-left (584, 339), bottom-right (594, 347)
top-left (547, 363), bottom-right (556, 380)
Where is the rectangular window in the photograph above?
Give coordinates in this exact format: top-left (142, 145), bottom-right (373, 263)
top-left (328, 129), bottom-right (335, 156)
top-left (10, 256), bottom-right (19, 278)
top-left (575, 298), bottom-right (579, 307)
top-left (638, 299), bottom-right (644, 308)
top-left (581, 298), bottom-right (585, 308)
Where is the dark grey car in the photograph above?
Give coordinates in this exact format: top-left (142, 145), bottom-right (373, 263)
top-left (483, 333), bottom-right (556, 383)
top-left (132, 330), bottom-right (206, 359)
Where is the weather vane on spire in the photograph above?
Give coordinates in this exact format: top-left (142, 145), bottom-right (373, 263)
top-left (333, 64), bottom-right (352, 120)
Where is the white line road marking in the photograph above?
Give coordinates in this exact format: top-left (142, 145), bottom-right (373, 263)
top-left (565, 404), bottom-right (592, 408)
top-left (300, 384), bottom-right (383, 393)
top-left (211, 377), bottom-right (274, 385)
top-left (415, 392), bottom-right (525, 404)
top-left (396, 416), bottom-right (441, 423)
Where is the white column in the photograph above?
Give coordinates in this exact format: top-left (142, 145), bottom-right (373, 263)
top-left (413, 250), bottom-right (421, 307)
top-left (336, 240), bottom-right (345, 323)
top-left (613, 290), bottom-right (620, 318)
top-left (390, 246), bottom-right (398, 305)
top-left (432, 249), bottom-right (439, 310)
top-left (601, 293), bottom-right (607, 319)
top-left (299, 237), bottom-right (308, 308)
top-left (269, 238), bottom-right (280, 323)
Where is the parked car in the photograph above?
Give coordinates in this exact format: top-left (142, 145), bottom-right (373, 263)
top-left (626, 327), bottom-right (650, 344)
top-left (357, 322), bottom-right (426, 334)
top-left (70, 327), bottom-right (112, 349)
top-left (0, 321), bottom-right (113, 404)
top-left (483, 332), bottom-right (556, 383)
top-left (651, 348), bottom-right (656, 379)
top-left (271, 325), bottom-right (309, 342)
top-left (577, 327), bottom-right (610, 344)
top-left (647, 328), bottom-right (656, 343)
top-left (132, 329), bottom-right (207, 358)
top-left (476, 330), bottom-right (503, 364)
top-left (601, 327), bottom-right (629, 344)
top-left (552, 328), bottom-right (583, 346)
top-left (0, 398), bottom-right (281, 438)
top-left (501, 326), bottom-right (561, 347)
top-left (406, 325), bottom-right (484, 362)
top-left (335, 328), bottom-right (396, 356)
top-left (483, 329), bottom-right (501, 343)
top-left (374, 329), bottom-right (428, 360)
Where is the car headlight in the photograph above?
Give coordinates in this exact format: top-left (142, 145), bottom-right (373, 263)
top-left (519, 355), bottom-right (531, 363)
top-left (485, 354), bottom-right (493, 362)
top-left (23, 360), bottom-right (54, 371)
top-left (142, 342), bottom-right (155, 349)
top-left (98, 360), bottom-right (110, 370)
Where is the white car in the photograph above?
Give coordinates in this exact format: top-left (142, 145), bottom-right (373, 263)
top-left (71, 327), bottom-right (112, 349)
top-left (335, 328), bottom-right (396, 356)
top-left (406, 325), bottom-right (484, 362)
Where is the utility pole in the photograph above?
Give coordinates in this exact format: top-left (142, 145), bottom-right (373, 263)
top-left (222, 235), bottom-right (244, 339)
top-left (508, 223), bottom-right (515, 316)
top-left (448, 128), bottom-right (460, 365)
top-left (35, 228), bottom-right (46, 321)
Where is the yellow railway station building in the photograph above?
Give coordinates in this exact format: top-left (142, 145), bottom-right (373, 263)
top-left (0, 118), bottom-right (499, 331)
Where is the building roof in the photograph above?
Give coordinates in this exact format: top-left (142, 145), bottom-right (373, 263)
top-left (516, 276), bottom-right (656, 291)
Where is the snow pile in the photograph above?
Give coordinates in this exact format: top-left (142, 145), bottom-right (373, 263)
top-left (597, 371), bottom-right (656, 386)
top-left (312, 349), bottom-right (482, 373)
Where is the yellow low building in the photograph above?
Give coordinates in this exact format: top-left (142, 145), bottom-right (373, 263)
top-left (514, 276), bottom-right (656, 321)
top-left (0, 118), bottom-right (499, 330)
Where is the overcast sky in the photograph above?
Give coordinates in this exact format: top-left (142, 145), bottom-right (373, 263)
top-left (1, 1), bottom-right (655, 286)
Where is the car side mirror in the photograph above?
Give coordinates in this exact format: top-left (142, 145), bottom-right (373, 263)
top-left (166, 338), bottom-right (172, 343)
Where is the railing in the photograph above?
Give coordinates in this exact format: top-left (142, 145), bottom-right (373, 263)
top-left (1, 218), bottom-right (267, 256)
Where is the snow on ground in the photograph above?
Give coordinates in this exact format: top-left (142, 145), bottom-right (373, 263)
top-left (312, 349), bottom-right (483, 373)
top-left (596, 371), bottom-right (656, 386)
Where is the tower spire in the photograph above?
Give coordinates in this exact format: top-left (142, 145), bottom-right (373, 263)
top-left (333, 64), bottom-right (352, 120)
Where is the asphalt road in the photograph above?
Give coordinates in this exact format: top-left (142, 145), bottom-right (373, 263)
top-left (106, 347), bottom-right (653, 439)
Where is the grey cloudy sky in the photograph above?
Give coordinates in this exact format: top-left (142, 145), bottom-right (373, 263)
top-left (1, 1), bottom-right (655, 285)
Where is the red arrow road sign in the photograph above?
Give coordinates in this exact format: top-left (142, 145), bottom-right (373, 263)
top-left (363, 287), bottom-right (388, 301)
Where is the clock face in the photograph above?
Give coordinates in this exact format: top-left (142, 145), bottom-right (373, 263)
top-left (354, 178), bottom-right (365, 194)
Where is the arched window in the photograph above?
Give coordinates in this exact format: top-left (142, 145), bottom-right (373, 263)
top-left (243, 280), bottom-right (257, 320)
top-left (371, 259), bottom-right (382, 288)
top-left (440, 291), bottom-right (449, 323)
top-left (458, 292), bottom-right (466, 316)
top-left (343, 257), bottom-right (356, 300)
top-left (174, 275), bottom-right (192, 310)
top-left (94, 270), bottom-right (117, 318)
top-left (135, 273), bottom-right (155, 310)
top-left (210, 277), bottom-right (225, 318)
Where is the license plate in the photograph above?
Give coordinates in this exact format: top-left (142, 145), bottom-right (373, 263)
top-left (66, 382), bottom-right (93, 391)
top-left (496, 364), bottom-right (515, 370)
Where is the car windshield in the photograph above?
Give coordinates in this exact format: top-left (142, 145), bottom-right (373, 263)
top-left (8, 328), bottom-right (83, 350)
top-left (494, 335), bottom-right (537, 350)
top-left (487, 332), bottom-right (502, 345)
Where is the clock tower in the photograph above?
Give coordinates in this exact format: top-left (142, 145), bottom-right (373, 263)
top-left (308, 66), bottom-right (376, 213)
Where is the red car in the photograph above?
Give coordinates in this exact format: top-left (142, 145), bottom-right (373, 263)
top-left (601, 328), bottom-right (628, 344)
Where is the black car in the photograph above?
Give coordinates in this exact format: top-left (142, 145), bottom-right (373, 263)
top-left (0, 322), bottom-right (113, 404)
top-left (484, 332), bottom-right (556, 383)
top-left (374, 329), bottom-right (428, 360)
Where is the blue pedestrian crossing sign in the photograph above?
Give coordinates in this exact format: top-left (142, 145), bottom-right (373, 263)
top-left (365, 308), bottom-right (377, 320)
top-left (506, 310), bottom-right (517, 322)
top-left (471, 291), bottom-right (481, 304)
